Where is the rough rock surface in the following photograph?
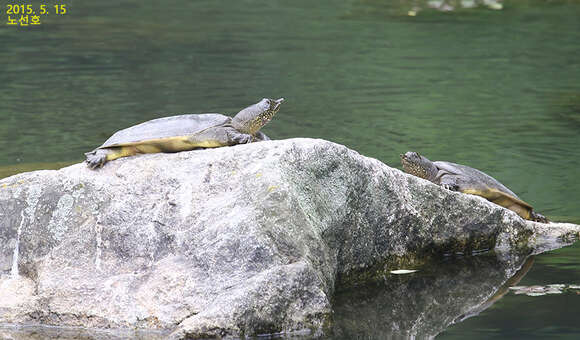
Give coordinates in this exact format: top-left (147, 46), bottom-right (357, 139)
top-left (0, 138), bottom-right (578, 338)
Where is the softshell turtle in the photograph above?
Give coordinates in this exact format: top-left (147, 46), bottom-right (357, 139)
top-left (400, 151), bottom-right (548, 223)
top-left (85, 98), bottom-right (284, 169)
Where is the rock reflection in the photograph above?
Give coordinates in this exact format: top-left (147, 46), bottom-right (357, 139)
top-left (509, 283), bottom-right (580, 296)
top-left (331, 253), bottom-right (533, 339)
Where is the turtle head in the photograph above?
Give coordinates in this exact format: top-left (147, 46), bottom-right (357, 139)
top-left (232, 98), bottom-right (284, 135)
top-left (400, 151), bottom-right (438, 181)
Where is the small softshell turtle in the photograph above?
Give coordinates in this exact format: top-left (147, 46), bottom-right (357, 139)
top-left (85, 98), bottom-right (284, 169)
top-left (400, 151), bottom-right (548, 223)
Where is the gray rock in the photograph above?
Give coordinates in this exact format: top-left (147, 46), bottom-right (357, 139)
top-left (0, 138), bottom-right (578, 338)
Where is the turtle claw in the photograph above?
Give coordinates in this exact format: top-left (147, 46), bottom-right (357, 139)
top-left (442, 184), bottom-right (459, 191)
top-left (85, 150), bottom-right (108, 169)
top-left (232, 132), bottom-right (253, 144)
top-left (252, 131), bottom-right (270, 142)
top-left (531, 212), bottom-right (549, 224)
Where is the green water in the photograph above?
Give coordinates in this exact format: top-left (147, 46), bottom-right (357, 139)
top-left (1, 0), bottom-right (579, 338)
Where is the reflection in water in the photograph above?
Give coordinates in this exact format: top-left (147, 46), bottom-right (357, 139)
top-left (454, 256), bottom-right (534, 323)
top-left (509, 283), bottom-right (580, 296)
top-left (331, 253), bottom-right (533, 339)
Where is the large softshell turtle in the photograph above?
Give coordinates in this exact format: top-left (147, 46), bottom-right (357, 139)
top-left (85, 98), bottom-right (284, 169)
top-left (400, 151), bottom-right (548, 223)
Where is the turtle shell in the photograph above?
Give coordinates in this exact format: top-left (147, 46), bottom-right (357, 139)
top-left (433, 161), bottom-right (533, 209)
top-left (99, 113), bottom-right (231, 148)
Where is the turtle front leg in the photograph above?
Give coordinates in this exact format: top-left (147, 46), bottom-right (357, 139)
top-left (85, 147), bottom-right (138, 169)
top-left (85, 149), bottom-right (110, 169)
top-left (253, 131), bottom-right (271, 142)
top-left (225, 128), bottom-right (253, 145)
top-left (441, 184), bottom-right (459, 191)
top-left (530, 211), bottom-right (549, 223)
top-left (439, 175), bottom-right (460, 191)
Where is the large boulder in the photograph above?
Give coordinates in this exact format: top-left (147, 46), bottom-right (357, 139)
top-left (0, 138), bottom-right (578, 338)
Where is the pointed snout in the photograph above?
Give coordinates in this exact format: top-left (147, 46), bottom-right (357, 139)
top-left (271, 98), bottom-right (284, 111)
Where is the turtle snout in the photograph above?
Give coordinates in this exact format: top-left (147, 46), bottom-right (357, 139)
top-left (273, 98), bottom-right (284, 111)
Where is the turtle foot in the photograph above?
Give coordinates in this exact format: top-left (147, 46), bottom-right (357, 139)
top-left (231, 132), bottom-right (253, 144)
top-left (252, 131), bottom-right (270, 142)
top-left (442, 184), bottom-right (459, 191)
top-left (85, 149), bottom-right (108, 169)
top-left (531, 212), bottom-right (549, 224)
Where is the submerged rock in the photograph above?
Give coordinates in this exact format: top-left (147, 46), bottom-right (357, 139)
top-left (0, 138), bottom-right (578, 338)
